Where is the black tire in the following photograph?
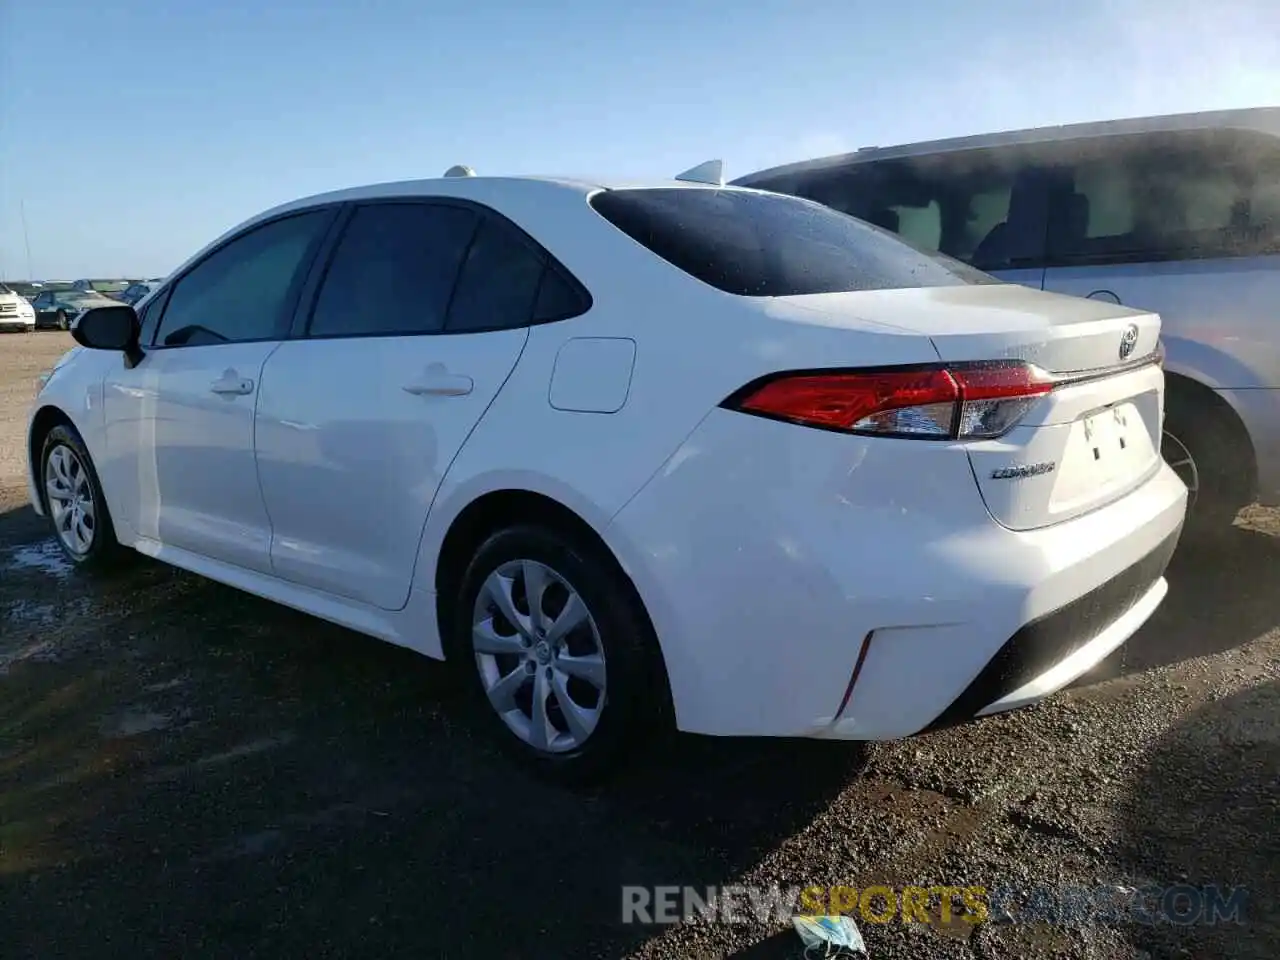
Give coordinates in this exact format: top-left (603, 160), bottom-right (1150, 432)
top-left (451, 523), bottom-right (667, 784)
top-left (1162, 387), bottom-right (1253, 535)
top-left (56, 310), bottom-right (69, 331)
top-left (39, 423), bottom-right (129, 572)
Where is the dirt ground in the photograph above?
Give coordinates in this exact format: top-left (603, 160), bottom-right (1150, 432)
top-left (2, 331), bottom-right (1277, 960)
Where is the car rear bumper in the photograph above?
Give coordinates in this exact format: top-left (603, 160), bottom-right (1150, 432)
top-left (893, 523), bottom-right (1178, 732)
top-left (607, 407), bottom-right (1188, 740)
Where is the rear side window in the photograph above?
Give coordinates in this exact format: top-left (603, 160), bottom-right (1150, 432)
top-left (589, 188), bottom-right (996, 297)
top-left (309, 202), bottom-right (479, 338)
top-left (445, 217), bottom-right (546, 332)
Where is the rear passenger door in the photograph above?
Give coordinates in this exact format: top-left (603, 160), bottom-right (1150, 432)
top-left (253, 198), bottom-right (588, 611)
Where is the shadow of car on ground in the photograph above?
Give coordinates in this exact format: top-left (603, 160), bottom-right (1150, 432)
top-left (0, 501), bottom-right (866, 959)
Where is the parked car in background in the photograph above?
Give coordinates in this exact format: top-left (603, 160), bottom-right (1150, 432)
top-left (25, 168), bottom-right (1184, 779)
top-left (734, 106), bottom-right (1280, 533)
top-left (118, 280), bottom-right (163, 306)
top-left (0, 283), bottom-right (37, 331)
top-left (72, 279), bottom-right (133, 300)
top-left (2, 281), bottom-right (44, 302)
top-left (31, 289), bottom-right (119, 329)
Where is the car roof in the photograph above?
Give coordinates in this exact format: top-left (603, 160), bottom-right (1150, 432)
top-left (733, 105), bottom-right (1280, 185)
top-left (175, 175), bottom-right (759, 282)
top-left (268, 174), bottom-right (736, 213)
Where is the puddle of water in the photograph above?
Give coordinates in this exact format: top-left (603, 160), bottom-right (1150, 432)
top-left (4, 599), bottom-right (57, 627)
top-left (145, 677), bottom-right (188, 693)
top-left (3, 540), bottom-right (73, 580)
top-left (196, 733), bottom-right (295, 766)
top-left (0, 639), bottom-right (59, 675)
top-left (99, 709), bottom-right (172, 738)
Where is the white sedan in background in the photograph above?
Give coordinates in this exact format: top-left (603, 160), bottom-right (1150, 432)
top-left (0, 283), bottom-right (37, 331)
top-left (26, 164), bottom-right (1187, 781)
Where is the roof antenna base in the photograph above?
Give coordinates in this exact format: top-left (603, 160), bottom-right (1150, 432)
top-left (443, 165), bottom-right (476, 178)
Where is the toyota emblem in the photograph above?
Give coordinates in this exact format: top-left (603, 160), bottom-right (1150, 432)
top-left (1119, 324), bottom-right (1139, 361)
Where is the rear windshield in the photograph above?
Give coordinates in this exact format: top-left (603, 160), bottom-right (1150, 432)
top-left (588, 187), bottom-right (997, 297)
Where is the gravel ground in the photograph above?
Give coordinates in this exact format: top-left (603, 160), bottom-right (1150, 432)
top-left (2, 331), bottom-right (1278, 960)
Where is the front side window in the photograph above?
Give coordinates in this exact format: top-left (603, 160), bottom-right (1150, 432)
top-left (155, 209), bottom-right (331, 347)
top-left (308, 202), bottom-right (479, 338)
top-left (590, 187), bottom-right (997, 297)
top-left (137, 285), bottom-right (172, 346)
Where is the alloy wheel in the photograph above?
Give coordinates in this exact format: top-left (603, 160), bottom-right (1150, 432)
top-left (45, 444), bottom-right (96, 555)
top-left (471, 559), bottom-right (607, 753)
top-left (1162, 429), bottom-right (1199, 513)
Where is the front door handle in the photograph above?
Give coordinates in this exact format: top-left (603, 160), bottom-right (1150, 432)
top-left (402, 373), bottom-right (474, 397)
top-left (210, 373), bottom-right (254, 396)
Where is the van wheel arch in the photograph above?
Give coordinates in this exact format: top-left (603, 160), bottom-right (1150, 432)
top-left (1162, 372), bottom-right (1256, 529)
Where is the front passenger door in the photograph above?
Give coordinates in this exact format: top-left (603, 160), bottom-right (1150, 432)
top-left (101, 207), bottom-right (337, 573)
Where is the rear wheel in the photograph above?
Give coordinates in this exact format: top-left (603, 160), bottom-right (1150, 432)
top-left (1162, 387), bottom-right (1253, 534)
top-left (40, 424), bottom-right (127, 571)
top-left (453, 523), bottom-right (665, 784)
top-left (56, 310), bottom-right (69, 331)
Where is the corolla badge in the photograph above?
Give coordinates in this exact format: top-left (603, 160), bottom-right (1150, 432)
top-left (991, 461), bottom-right (1056, 480)
top-left (1119, 323), bottom-right (1139, 361)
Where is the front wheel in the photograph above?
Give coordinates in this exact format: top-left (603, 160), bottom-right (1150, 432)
top-left (453, 524), bottom-right (666, 783)
top-left (56, 310), bottom-right (69, 331)
top-left (40, 424), bottom-right (127, 571)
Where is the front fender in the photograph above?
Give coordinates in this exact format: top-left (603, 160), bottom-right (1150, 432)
top-left (25, 352), bottom-right (112, 521)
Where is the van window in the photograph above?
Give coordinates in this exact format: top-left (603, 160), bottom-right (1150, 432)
top-left (1045, 129), bottom-right (1280, 265)
top-left (768, 152), bottom-right (1047, 271)
top-left (894, 199), bottom-right (943, 251)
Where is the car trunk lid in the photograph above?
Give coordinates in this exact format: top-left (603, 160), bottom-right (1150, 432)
top-left (778, 284), bottom-right (1168, 531)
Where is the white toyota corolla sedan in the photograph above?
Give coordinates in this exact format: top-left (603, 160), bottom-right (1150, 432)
top-left (26, 164), bottom-right (1187, 780)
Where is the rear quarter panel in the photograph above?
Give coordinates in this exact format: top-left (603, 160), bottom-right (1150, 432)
top-left (413, 185), bottom-right (947, 605)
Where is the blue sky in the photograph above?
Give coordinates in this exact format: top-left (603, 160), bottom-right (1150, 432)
top-left (2, 0), bottom-right (1277, 278)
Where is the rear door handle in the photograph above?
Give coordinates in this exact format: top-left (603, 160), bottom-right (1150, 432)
top-left (210, 374), bottom-right (254, 396)
top-left (402, 373), bottom-right (474, 397)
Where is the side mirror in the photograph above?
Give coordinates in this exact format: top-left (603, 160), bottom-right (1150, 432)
top-left (72, 305), bottom-right (145, 368)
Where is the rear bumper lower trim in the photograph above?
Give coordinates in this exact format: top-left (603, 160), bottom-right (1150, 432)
top-left (922, 522), bottom-right (1182, 731)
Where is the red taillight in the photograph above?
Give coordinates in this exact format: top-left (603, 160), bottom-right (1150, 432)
top-left (724, 363), bottom-right (1054, 440)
